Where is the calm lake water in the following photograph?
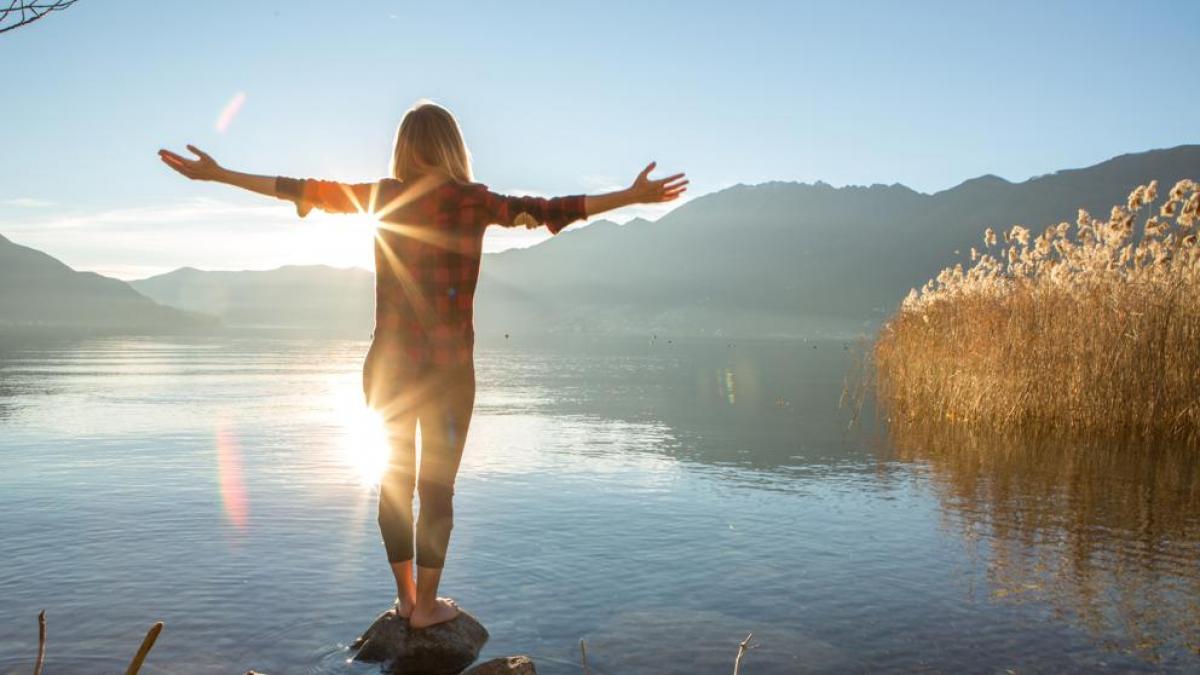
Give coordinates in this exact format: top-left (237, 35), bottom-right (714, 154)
top-left (0, 335), bottom-right (1197, 673)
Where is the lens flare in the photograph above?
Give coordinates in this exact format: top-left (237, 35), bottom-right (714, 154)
top-left (214, 92), bottom-right (247, 133)
top-left (216, 421), bottom-right (248, 530)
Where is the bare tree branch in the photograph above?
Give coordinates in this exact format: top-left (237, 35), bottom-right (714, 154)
top-left (0, 0), bottom-right (78, 35)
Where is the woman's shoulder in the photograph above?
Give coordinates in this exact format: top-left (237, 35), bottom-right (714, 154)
top-left (447, 180), bottom-right (499, 206)
top-left (384, 176), bottom-right (492, 196)
top-left (453, 180), bottom-right (491, 194)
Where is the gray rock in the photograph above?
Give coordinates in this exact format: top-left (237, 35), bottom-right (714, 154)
top-left (350, 607), bottom-right (489, 675)
top-left (461, 655), bottom-right (536, 674)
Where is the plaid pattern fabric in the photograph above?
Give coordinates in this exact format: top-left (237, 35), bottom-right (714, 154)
top-left (276, 175), bottom-right (586, 368)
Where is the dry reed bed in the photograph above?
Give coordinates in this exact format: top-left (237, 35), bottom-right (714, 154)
top-left (874, 179), bottom-right (1200, 445)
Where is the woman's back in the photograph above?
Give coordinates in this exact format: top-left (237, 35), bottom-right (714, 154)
top-left (276, 174), bottom-right (587, 368)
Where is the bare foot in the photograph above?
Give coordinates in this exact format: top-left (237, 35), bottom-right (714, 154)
top-left (408, 597), bottom-right (459, 629)
top-left (389, 595), bottom-right (417, 619)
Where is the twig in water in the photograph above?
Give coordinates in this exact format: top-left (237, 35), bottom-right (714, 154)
top-left (579, 637), bottom-right (591, 675)
top-left (33, 610), bottom-right (46, 675)
top-left (733, 633), bottom-right (754, 675)
top-left (124, 621), bottom-right (164, 675)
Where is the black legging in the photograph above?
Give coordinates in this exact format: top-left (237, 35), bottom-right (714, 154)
top-left (371, 362), bottom-right (475, 568)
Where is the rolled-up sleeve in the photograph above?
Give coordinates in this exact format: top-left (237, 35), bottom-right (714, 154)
top-left (275, 176), bottom-right (311, 217)
top-left (276, 177), bottom-right (376, 218)
top-left (482, 191), bottom-right (587, 234)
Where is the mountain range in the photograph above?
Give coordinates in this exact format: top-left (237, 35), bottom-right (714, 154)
top-left (129, 265), bottom-right (374, 334)
top-left (4, 145), bottom-right (1198, 338)
top-left (0, 233), bottom-right (210, 332)
top-left (472, 145), bottom-right (1200, 338)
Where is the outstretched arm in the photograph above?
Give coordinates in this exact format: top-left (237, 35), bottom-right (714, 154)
top-left (486, 162), bottom-right (687, 234)
top-left (158, 145), bottom-right (278, 197)
top-left (158, 145), bottom-right (372, 217)
top-left (584, 162), bottom-right (687, 219)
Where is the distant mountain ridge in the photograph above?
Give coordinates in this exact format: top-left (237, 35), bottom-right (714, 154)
top-left (12, 145), bottom-right (1200, 338)
top-left (131, 265), bottom-right (373, 334)
top-left (0, 233), bottom-right (211, 331)
top-left (473, 145), bottom-right (1200, 337)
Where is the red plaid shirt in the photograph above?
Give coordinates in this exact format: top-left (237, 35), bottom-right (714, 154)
top-left (276, 175), bottom-right (587, 368)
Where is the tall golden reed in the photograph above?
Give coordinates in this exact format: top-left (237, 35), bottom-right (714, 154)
top-left (874, 179), bottom-right (1200, 444)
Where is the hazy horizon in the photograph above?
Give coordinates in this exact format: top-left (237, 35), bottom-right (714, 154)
top-left (5, 143), bottom-right (1198, 281)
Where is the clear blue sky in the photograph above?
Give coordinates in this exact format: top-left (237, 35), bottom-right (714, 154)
top-left (2, 0), bottom-right (1197, 278)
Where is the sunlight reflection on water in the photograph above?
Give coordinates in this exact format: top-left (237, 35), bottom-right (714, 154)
top-left (331, 377), bottom-right (389, 487)
top-left (0, 336), bottom-right (1197, 673)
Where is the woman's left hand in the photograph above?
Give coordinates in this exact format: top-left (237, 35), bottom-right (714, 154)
top-left (628, 162), bottom-right (688, 204)
top-left (158, 145), bottom-right (224, 181)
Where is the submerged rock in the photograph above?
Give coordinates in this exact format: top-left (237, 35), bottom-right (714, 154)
top-left (461, 655), bottom-right (536, 674)
top-left (350, 607), bottom-right (489, 675)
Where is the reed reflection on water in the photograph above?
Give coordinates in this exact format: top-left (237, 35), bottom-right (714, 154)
top-left (889, 421), bottom-right (1200, 661)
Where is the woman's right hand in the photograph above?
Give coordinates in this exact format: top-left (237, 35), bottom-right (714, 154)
top-left (158, 145), bottom-right (225, 181)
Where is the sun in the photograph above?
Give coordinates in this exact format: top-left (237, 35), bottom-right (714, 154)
top-left (298, 211), bottom-right (379, 271)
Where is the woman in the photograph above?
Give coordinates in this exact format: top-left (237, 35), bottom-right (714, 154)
top-left (159, 101), bottom-right (687, 628)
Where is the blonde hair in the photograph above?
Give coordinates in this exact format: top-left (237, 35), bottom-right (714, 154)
top-left (391, 100), bottom-right (473, 184)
